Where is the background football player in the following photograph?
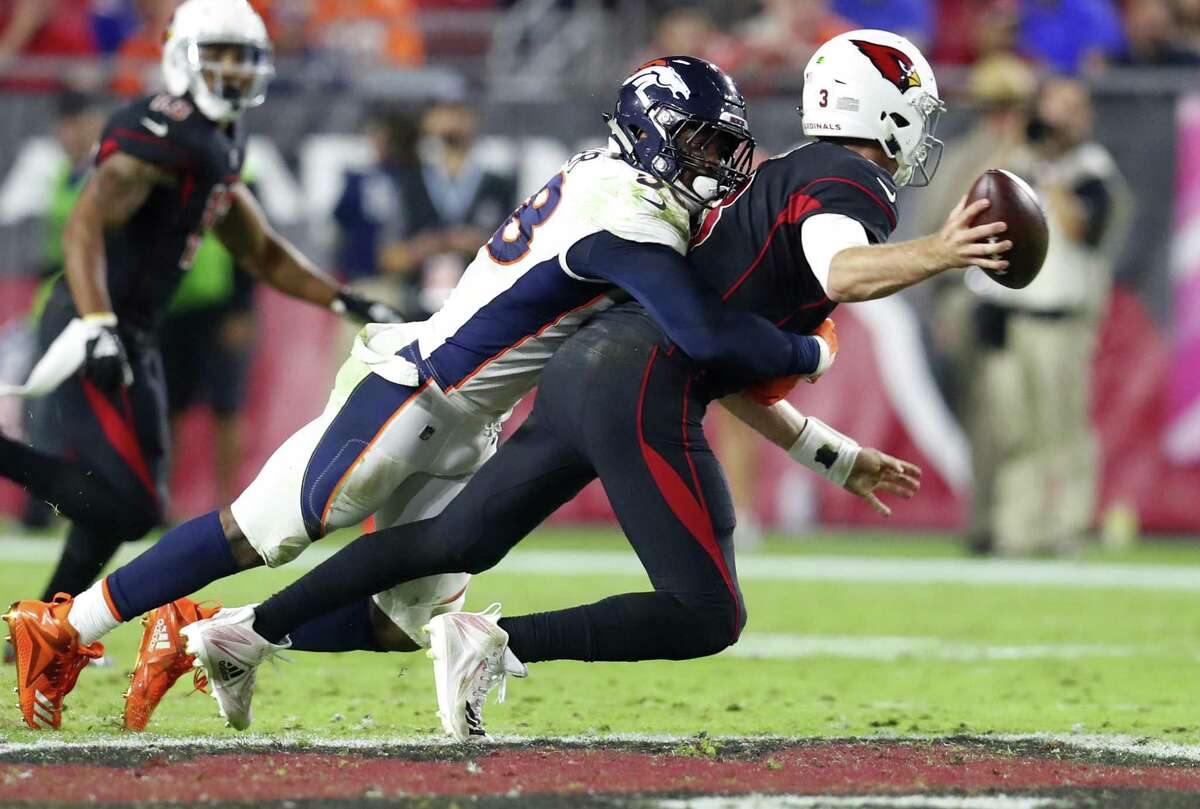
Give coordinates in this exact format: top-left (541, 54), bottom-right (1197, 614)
top-left (0, 0), bottom-right (402, 710)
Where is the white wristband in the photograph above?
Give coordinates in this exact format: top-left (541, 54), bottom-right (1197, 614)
top-left (787, 417), bottom-right (861, 487)
top-left (82, 312), bottom-right (118, 327)
top-left (807, 335), bottom-right (835, 380)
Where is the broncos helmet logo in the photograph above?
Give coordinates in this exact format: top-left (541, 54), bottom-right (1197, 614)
top-left (851, 39), bottom-right (923, 94)
top-left (626, 63), bottom-right (692, 109)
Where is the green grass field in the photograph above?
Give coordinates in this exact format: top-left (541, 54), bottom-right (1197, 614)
top-left (2, 526), bottom-right (1199, 745)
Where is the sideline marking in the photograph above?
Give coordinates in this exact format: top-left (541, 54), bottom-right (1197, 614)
top-left (2, 536), bottom-right (1199, 591)
top-left (4, 733), bottom-right (1200, 762)
top-left (655, 797), bottom-right (1068, 809)
top-left (727, 634), bottom-right (1178, 662)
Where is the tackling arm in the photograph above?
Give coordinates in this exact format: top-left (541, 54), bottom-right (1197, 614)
top-left (571, 233), bottom-right (832, 383)
top-left (719, 393), bottom-right (922, 516)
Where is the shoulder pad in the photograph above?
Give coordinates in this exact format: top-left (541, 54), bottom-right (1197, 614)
top-left (583, 158), bottom-right (691, 254)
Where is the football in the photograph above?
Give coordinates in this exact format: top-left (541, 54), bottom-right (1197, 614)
top-left (966, 168), bottom-right (1050, 290)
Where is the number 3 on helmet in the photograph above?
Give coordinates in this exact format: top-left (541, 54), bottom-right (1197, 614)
top-left (801, 29), bottom-right (945, 188)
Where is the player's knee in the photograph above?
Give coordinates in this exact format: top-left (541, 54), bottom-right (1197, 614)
top-left (256, 535), bottom-right (312, 568)
top-left (680, 592), bottom-right (745, 658)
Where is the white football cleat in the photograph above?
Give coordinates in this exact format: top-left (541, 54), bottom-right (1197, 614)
top-left (425, 603), bottom-right (526, 741)
top-left (179, 605), bottom-right (289, 731)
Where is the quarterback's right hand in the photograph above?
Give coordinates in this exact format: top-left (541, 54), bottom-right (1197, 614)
top-left (925, 196), bottom-right (1012, 273)
top-left (82, 314), bottom-right (133, 393)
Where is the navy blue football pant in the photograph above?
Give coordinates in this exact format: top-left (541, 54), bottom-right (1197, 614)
top-left (255, 305), bottom-right (747, 663)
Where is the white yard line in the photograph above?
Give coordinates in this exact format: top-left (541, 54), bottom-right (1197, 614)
top-left (726, 634), bottom-right (1171, 662)
top-left (1, 536), bottom-right (1198, 591)
top-left (654, 797), bottom-right (1069, 809)
top-left (3, 733), bottom-right (1200, 762)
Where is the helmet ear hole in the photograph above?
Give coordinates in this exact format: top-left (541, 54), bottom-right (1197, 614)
top-left (889, 113), bottom-right (911, 128)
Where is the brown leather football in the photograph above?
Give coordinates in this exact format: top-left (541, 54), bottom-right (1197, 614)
top-left (965, 169), bottom-right (1049, 290)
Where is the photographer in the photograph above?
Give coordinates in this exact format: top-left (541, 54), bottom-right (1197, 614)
top-left (966, 77), bottom-right (1131, 556)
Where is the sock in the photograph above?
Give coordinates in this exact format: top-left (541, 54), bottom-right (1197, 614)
top-left (287, 598), bottom-right (383, 653)
top-left (105, 510), bottom-right (240, 622)
top-left (499, 592), bottom-right (708, 663)
top-left (40, 524), bottom-right (124, 601)
top-left (67, 581), bottom-right (120, 645)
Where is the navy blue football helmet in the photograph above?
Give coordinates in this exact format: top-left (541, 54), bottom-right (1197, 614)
top-left (607, 56), bottom-right (755, 209)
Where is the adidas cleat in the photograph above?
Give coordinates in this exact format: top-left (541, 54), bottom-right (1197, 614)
top-left (180, 605), bottom-right (289, 731)
top-left (123, 597), bottom-right (220, 731)
top-left (424, 603), bottom-right (526, 741)
top-left (3, 594), bottom-right (103, 729)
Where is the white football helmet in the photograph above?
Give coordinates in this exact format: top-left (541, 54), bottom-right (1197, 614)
top-left (801, 29), bottom-right (944, 187)
top-left (161, 0), bottom-right (274, 124)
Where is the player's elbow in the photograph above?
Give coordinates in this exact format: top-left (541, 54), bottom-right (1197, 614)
top-left (824, 279), bottom-right (851, 303)
top-left (685, 341), bottom-right (725, 368)
top-left (62, 203), bottom-right (104, 270)
top-left (824, 270), bottom-right (865, 303)
top-left (679, 327), bottom-right (741, 370)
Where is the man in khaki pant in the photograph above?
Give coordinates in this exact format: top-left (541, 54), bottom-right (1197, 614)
top-left (967, 78), bottom-right (1131, 556)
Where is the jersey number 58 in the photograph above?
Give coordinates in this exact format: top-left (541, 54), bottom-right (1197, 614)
top-left (486, 172), bottom-right (565, 265)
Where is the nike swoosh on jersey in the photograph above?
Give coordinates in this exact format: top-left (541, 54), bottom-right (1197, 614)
top-left (876, 177), bottom-right (897, 203)
top-left (140, 117), bottom-right (169, 138)
top-left (638, 194), bottom-right (667, 211)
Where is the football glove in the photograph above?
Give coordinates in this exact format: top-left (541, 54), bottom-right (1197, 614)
top-left (82, 313), bottom-right (133, 393)
top-left (331, 290), bottom-right (405, 325)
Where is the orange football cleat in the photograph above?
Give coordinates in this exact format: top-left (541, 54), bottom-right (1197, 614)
top-left (123, 597), bottom-right (220, 731)
top-left (3, 594), bottom-right (103, 730)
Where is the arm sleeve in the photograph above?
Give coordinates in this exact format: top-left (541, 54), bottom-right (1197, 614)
top-left (800, 213), bottom-right (870, 293)
top-left (567, 231), bottom-right (821, 381)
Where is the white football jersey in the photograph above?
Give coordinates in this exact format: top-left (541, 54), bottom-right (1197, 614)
top-left (405, 150), bottom-right (691, 418)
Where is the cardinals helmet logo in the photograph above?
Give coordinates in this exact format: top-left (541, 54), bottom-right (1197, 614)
top-left (851, 39), bottom-right (923, 94)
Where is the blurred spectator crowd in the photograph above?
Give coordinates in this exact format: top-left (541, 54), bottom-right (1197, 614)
top-left (2, 1), bottom-right (1198, 95)
top-left (648, 0), bottom-right (1200, 80)
top-left (0, 0), bottom-right (501, 92)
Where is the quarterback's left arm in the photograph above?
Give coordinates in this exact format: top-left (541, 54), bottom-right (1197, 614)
top-left (719, 393), bottom-right (922, 517)
top-left (215, 183), bottom-right (403, 323)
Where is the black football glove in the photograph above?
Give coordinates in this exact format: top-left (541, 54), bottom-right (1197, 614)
top-left (82, 316), bottom-right (134, 393)
top-left (331, 289), bottom-right (405, 325)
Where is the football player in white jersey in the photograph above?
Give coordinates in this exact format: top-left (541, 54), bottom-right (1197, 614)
top-left (5, 56), bottom-right (851, 731)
